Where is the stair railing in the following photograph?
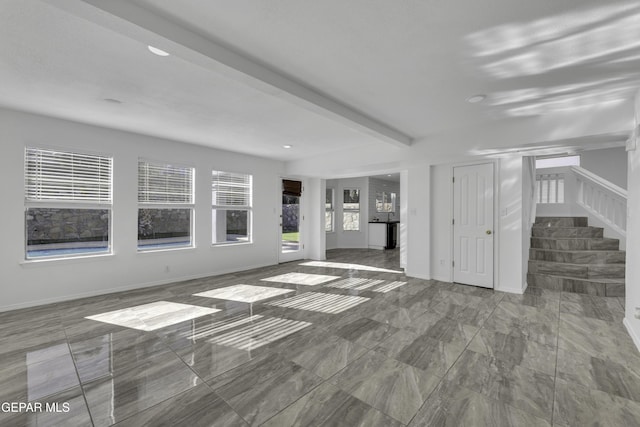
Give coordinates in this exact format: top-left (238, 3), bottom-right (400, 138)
top-left (571, 166), bottom-right (627, 237)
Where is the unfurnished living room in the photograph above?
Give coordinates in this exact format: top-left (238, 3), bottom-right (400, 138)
top-left (2, 1), bottom-right (640, 426)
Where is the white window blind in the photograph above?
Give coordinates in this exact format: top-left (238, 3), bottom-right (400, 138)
top-left (536, 174), bottom-right (565, 204)
top-left (212, 171), bottom-right (252, 207)
top-left (25, 147), bottom-right (112, 203)
top-left (138, 160), bottom-right (193, 204)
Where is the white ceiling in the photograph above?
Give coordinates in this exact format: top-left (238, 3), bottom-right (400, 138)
top-left (370, 174), bottom-right (401, 183)
top-left (1, 0), bottom-right (639, 170)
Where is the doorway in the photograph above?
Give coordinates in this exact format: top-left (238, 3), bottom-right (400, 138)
top-left (452, 163), bottom-right (494, 288)
top-left (280, 179), bottom-right (304, 262)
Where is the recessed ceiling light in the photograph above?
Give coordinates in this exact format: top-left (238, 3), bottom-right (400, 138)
top-left (283, 145), bottom-right (293, 149)
top-left (148, 45), bottom-right (170, 56)
top-left (103, 98), bottom-right (122, 104)
top-left (387, 174), bottom-right (392, 177)
top-left (467, 94), bottom-right (486, 103)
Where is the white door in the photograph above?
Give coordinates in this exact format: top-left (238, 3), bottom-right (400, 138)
top-left (453, 163), bottom-right (494, 288)
top-left (280, 179), bottom-right (304, 263)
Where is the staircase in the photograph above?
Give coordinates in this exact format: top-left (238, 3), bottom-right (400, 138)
top-left (527, 216), bottom-right (625, 296)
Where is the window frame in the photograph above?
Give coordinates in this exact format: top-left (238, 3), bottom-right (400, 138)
top-left (137, 159), bottom-right (195, 252)
top-left (375, 191), bottom-right (396, 213)
top-left (342, 188), bottom-right (361, 231)
top-left (211, 170), bottom-right (253, 246)
top-left (24, 146), bottom-right (113, 260)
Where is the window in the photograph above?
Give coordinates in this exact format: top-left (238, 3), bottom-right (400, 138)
top-left (25, 147), bottom-right (112, 259)
top-left (343, 188), bottom-right (360, 231)
top-left (212, 171), bottom-right (252, 244)
top-left (536, 174), bottom-right (565, 204)
top-left (325, 188), bottom-right (334, 232)
top-left (535, 155), bottom-right (580, 169)
top-left (138, 160), bottom-right (194, 250)
top-left (376, 191), bottom-right (396, 213)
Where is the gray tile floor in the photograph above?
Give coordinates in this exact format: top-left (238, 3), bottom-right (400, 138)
top-left (1, 248), bottom-right (639, 426)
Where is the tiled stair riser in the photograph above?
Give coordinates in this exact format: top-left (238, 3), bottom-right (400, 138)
top-left (528, 261), bottom-right (625, 279)
top-left (528, 217), bottom-right (625, 297)
top-left (534, 217), bottom-right (589, 227)
top-left (532, 227), bottom-right (603, 238)
top-left (530, 238), bottom-right (619, 251)
top-left (527, 274), bottom-right (624, 297)
top-left (529, 249), bottom-right (626, 264)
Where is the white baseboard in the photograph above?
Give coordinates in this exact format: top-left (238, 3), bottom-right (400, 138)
top-left (0, 261), bottom-right (274, 313)
top-left (495, 286), bottom-right (525, 294)
top-left (624, 317), bottom-right (640, 352)
top-left (405, 270), bottom-right (430, 280)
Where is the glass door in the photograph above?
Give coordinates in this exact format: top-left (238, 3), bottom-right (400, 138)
top-left (280, 179), bottom-right (303, 262)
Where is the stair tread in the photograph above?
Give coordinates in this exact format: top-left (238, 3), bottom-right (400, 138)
top-left (532, 225), bottom-right (603, 229)
top-left (536, 216), bottom-right (588, 219)
top-left (530, 248), bottom-right (625, 254)
top-left (531, 237), bottom-right (617, 241)
top-left (529, 259), bottom-right (626, 267)
top-left (527, 272), bottom-right (625, 284)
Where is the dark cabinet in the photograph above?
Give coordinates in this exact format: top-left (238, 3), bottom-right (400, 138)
top-left (385, 222), bottom-right (397, 249)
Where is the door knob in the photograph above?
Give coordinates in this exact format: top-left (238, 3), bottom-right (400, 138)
top-left (486, 230), bottom-right (492, 235)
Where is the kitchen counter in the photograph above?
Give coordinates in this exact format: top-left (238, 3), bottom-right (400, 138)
top-left (368, 221), bottom-right (398, 249)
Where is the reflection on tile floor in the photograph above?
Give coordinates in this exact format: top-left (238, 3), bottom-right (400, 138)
top-left (266, 292), bottom-right (370, 314)
top-left (194, 284), bottom-right (294, 303)
top-left (1, 248), bottom-right (639, 426)
top-left (260, 272), bottom-right (340, 286)
top-left (325, 277), bottom-right (408, 293)
top-left (205, 316), bottom-right (311, 351)
top-left (300, 260), bottom-right (403, 274)
top-left (177, 314), bottom-right (312, 352)
top-left (85, 301), bottom-right (220, 331)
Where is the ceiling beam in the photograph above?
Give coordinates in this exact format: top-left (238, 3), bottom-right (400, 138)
top-left (45, 0), bottom-right (413, 148)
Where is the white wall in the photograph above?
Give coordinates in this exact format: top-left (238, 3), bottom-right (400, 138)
top-left (625, 91), bottom-right (640, 351)
top-left (522, 157), bottom-right (536, 289)
top-left (399, 170), bottom-right (408, 269)
top-left (405, 165), bottom-right (430, 279)
top-left (0, 108), bottom-right (284, 311)
top-left (430, 164), bottom-right (452, 281)
top-left (581, 147), bottom-right (628, 189)
top-left (303, 177), bottom-right (326, 260)
top-left (325, 179), bottom-right (338, 250)
top-left (498, 155), bottom-right (526, 293)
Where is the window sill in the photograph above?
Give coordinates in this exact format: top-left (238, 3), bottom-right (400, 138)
top-left (137, 246), bottom-right (196, 255)
top-left (20, 252), bottom-right (114, 267)
top-left (211, 241), bottom-right (254, 248)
